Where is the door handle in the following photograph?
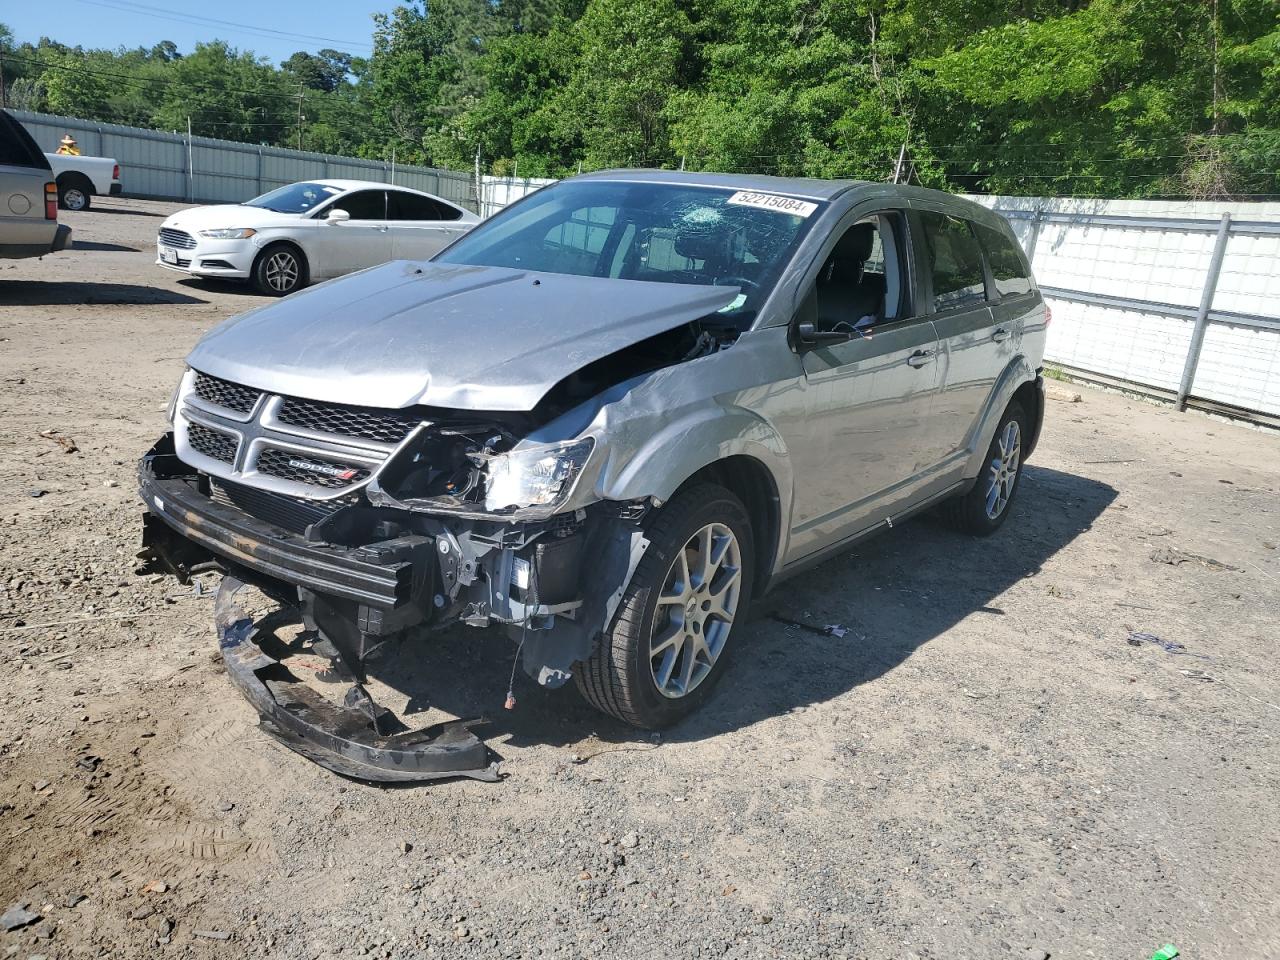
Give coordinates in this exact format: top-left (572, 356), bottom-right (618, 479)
top-left (906, 350), bottom-right (935, 368)
top-left (991, 327), bottom-right (1011, 343)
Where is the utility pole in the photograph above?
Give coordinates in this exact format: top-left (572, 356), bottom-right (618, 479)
top-left (0, 48), bottom-right (7, 110)
top-left (892, 143), bottom-right (906, 183)
top-left (474, 145), bottom-right (482, 216)
top-left (296, 85), bottom-right (304, 151)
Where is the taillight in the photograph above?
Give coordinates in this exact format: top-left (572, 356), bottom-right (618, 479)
top-left (45, 182), bottom-right (57, 220)
top-left (112, 164), bottom-right (120, 180)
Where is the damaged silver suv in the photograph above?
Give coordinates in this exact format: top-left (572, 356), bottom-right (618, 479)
top-left (138, 171), bottom-right (1046, 782)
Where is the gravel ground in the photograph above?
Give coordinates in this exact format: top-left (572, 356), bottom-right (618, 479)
top-left (2, 197), bottom-right (1279, 960)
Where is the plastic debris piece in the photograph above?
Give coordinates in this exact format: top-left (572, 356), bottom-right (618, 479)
top-left (1150, 945), bottom-right (1179, 960)
top-left (769, 614), bottom-right (850, 638)
top-left (1180, 669), bottom-right (1214, 682)
top-left (1127, 631), bottom-right (1212, 660)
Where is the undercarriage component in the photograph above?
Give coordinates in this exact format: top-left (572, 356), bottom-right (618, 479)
top-left (215, 576), bottom-right (501, 783)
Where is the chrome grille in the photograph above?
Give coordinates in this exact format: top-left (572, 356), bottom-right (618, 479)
top-left (193, 372), bottom-right (261, 414)
top-left (278, 396), bottom-right (417, 444)
top-left (158, 228), bottom-right (196, 250)
top-left (187, 422), bottom-right (238, 464)
top-left (256, 449), bottom-right (372, 489)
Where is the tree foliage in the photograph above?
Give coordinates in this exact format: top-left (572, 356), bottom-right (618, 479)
top-left (2, 0), bottom-right (1278, 197)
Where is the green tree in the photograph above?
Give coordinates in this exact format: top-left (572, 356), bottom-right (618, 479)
top-left (152, 41), bottom-right (292, 141)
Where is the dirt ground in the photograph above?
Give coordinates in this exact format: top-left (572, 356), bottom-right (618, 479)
top-left (2, 197), bottom-right (1278, 960)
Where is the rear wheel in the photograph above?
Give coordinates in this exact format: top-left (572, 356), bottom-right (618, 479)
top-left (57, 177), bottom-right (92, 211)
top-left (575, 483), bottom-right (754, 728)
top-left (943, 400), bottom-right (1028, 536)
top-left (253, 243), bottom-right (308, 296)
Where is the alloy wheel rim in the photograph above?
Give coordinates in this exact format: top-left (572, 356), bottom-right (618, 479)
top-left (985, 419), bottom-right (1021, 519)
top-left (649, 521), bottom-right (742, 699)
top-left (64, 189), bottom-right (87, 210)
top-left (265, 252), bottom-right (299, 292)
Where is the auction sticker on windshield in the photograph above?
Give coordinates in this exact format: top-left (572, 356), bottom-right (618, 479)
top-left (726, 191), bottom-right (818, 218)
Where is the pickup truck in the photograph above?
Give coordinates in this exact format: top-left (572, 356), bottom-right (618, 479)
top-left (45, 152), bottom-right (122, 211)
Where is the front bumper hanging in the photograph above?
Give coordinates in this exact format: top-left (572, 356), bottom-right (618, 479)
top-left (215, 575), bottom-right (501, 783)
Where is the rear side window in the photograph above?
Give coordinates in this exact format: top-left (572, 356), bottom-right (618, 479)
top-left (0, 113), bottom-right (50, 169)
top-left (387, 191), bottom-right (463, 222)
top-left (975, 223), bottom-right (1033, 297)
top-left (918, 211), bottom-right (987, 311)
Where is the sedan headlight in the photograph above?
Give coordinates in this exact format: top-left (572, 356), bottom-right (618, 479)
top-left (198, 227), bottom-right (257, 239)
top-left (484, 438), bottom-right (595, 518)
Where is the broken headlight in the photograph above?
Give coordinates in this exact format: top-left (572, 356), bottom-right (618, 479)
top-left (484, 438), bottom-right (595, 518)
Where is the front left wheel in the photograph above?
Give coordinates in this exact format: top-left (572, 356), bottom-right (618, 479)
top-left (575, 483), bottom-right (754, 728)
top-left (252, 243), bottom-right (308, 296)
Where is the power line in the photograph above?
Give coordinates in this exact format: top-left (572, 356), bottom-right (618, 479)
top-left (67, 0), bottom-right (374, 51)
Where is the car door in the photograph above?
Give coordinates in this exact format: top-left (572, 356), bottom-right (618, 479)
top-left (386, 190), bottom-right (469, 260)
top-left (786, 209), bottom-right (944, 558)
top-left (0, 112), bottom-right (56, 256)
top-left (313, 188), bottom-right (390, 277)
top-left (912, 209), bottom-right (1007, 462)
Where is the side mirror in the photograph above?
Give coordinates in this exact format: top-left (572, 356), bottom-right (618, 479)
top-left (327, 208), bottom-right (351, 223)
top-left (795, 321), bottom-right (855, 347)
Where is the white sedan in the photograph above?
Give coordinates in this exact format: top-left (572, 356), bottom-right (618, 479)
top-left (155, 179), bottom-right (481, 295)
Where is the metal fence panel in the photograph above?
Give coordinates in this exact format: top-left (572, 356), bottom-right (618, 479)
top-left (969, 195), bottom-right (1280, 420)
top-left (12, 108), bottom-right (478, 212)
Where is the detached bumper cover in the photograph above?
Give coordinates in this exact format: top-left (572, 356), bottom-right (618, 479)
top-left (217, 576), bottom-right (500, 783)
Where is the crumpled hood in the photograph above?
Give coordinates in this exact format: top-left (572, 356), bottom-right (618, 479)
top-left (187, 261), bottom-right (738, 411)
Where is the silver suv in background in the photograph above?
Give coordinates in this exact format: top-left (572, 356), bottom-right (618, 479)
top-left (138, 171), bottom-right (1047, 782)
top-left (1, 110), bottom-right (71, 259)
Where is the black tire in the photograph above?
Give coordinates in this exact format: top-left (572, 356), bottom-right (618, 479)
top-left (252, 242), bottom-right (308, 296)
top-left (575, 483), bottom-right (755, 728)
top-left (943, 400), bottom-right (1029, 536)
top-left (57, 176), bottom-right (92, 211)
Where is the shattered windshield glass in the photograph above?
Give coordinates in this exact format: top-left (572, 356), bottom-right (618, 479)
top-left (436, 181), bottom-right (824, 325)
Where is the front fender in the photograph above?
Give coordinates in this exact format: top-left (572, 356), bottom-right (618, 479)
top-left (595, 402), bottom-right (793, 514)
top-left (962, 355), bottom-right (1040, 480)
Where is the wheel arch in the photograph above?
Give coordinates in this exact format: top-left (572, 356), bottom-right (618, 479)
top-left (962, 355), bottom-right (1041, 480)
top-left (594, 406), bottom-right (793, 592)
top-left (56, 170), bottom-right (96, 195)
top-left (673, 455), bottom-right (782, 597)
top-left (252, 238), bottom-right (310, 289)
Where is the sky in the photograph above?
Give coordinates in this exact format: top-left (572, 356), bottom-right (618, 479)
top-left (3, 0), bottom-right (399, 64)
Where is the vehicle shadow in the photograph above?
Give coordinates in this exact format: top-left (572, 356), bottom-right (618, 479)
top-left (0, 281), bottom-right (207, 306)
top-left (367, 465), bottom-right (1117, 755)
top-left (87, 204), bottom-right (166, 218)
top-left (71, 241), bottom-right (140, 253)
top-left (175, 277), bottom-right (266, 299)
